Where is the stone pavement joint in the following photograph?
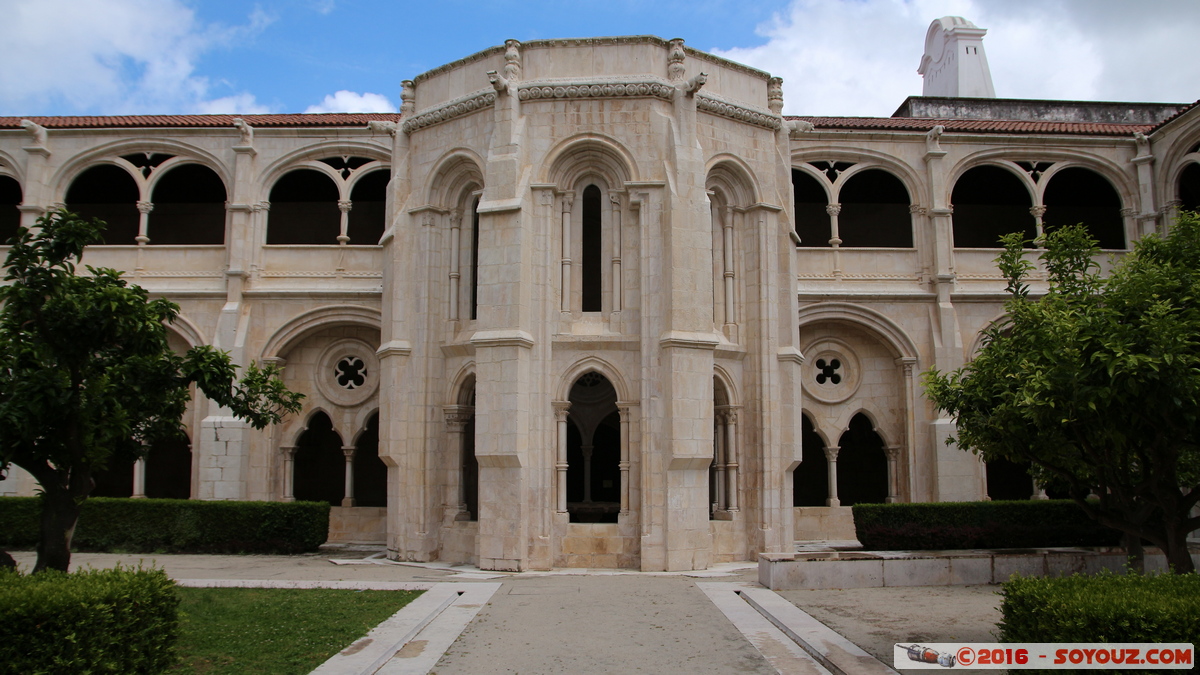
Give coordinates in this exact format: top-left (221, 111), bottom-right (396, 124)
top-left (701, 582), bottom-right (900, 675)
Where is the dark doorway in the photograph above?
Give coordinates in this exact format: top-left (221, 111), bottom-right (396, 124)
top-left (838, 169), bottom-right (912, 247)
top-left (793, 169), bottom-right (830, 247)
top-left (835, 413), bottom-right (888, 506)
top-left (1180, 163), bottom-right (1200, 212)
top-left (0, 176), bottom-right (21, 245)
top-left (145, 436), bottom-right (191, 499)
top-left (951, 165), bottom-right (1037, 248)
top-left (267, 170), bottom-right (340, 244)
top-left (1043, 167), bottom-right (1125, 249)
top-left (293, 412), bottom-right (345, 506)
top-left (67, 165), bottom-right (140, 244)
top-left (986, 458), bottom-right (1033, 501)
top-left (567, 372), bottom-right (620, 523)
top-left (347, 170), bottom-right (389, 245)
top-left (148, 164), bottom-right (226, 245)
top-left (793, 415), bottom-right (828, 506)
top-left (353, 413), bottom-right (387, 507)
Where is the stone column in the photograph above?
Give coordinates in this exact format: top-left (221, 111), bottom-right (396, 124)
top-left (721, 206), bottom-right (735, 327)
top-left (713, 408), bottom-right (727, 510)
top-left (1032, 482), bottom-right (1049, 500)
top-left (448, 210), bottom-right (462, 321)
top-left (618, 403), bottom-right (632, 515)
top-left (443, 405), bottom-right (473, 520)
top-left (553, 402), bottom-right (571, 513)
top-left (341, 446), bottom-right (356, 507)
top-left (280, 445), bottom-right (297, 502)
top-left (826, 203), bottom-right (842, 277)
top-left (135, 200), bottom-right (153, 245)
top-left (560, 193), bottom-right (573, 313)
top-left (132, 457), bottom-right (147, 499)
top-left (610, 193), bottom-right (623, 314)
top-left (823, 446), bottom-right (841, 507)
top-left (884, 446), bottom-right (902, 503)
top-left (337, 200), bottom-right (352, 244)
top-left (898, 356), bottom-right (918, 500)
top-left (725, 409), bottom-right (739, 512)
top-left (1030, 205), bottom-right (1047, 241)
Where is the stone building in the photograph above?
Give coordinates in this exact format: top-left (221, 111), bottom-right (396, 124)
top-left (2, 19), bottom-right (1198, 571)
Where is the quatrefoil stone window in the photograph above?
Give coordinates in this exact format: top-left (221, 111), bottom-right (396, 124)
top-left (815, 358), bottom-right (842, 385)
top-left (335, 356), bottom-right (367, 389)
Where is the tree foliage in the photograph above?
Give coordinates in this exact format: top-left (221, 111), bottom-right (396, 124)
top-left (924, 214), bottom-right (1200, 573)
top-left (0, 211), bottom-right (304, 572)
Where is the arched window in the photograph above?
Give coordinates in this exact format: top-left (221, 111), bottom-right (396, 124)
top-left (293, 411), bottom-right (345, 506)
top-left (792, 169), bottom-right (830, 247)
top-left (951, 165), bottom-right (1036, 247)
top-left (0, 176), bottom-right (21, 245)
top-left (1043, 167), bottom-right (1124, 249)
top-left (581, 185), bottom-right (603, 312)
top-left (837, 169), bottom-right (912, 247)
top-left (470, 197), bottom-right (481, 321)
top-left (66, 165), bottom-right (140, 244)
top-left (148, 164), bottom-right (226, 245)
top-left (347, 170), bottom-right (389, 245)
top-left (267, 170), bottom-right (340, 244)
top-left (1180, 163), bottom-right (1200, 212)
top-left (793, 415), bottom-right (828, 506)
top-left (352, 413), bottom-right (386, 507)
top-left (835, 413), bottom-right (888, 506)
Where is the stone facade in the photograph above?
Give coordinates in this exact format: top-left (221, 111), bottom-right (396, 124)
top-left (2, 29), bottom-right (1199, 571)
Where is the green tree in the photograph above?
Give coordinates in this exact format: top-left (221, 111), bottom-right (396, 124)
top-left (924, 215), bottom-right (1200, 574)
top-left (0, 211), bottom-right (304, 573)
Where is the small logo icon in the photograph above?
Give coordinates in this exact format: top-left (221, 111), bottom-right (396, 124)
top-left (901, 644), bottom-right (957, 668)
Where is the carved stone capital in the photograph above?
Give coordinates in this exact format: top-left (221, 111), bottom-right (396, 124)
top-left (1029, 205), bottom-right (1047, 218)
top-left (884, 445), bottom-right (902, 461)
top-left (136, 200), bottom-right (154, 214)
top-left (443, 405), bottom-right (475, 430)
top-left (822, 446), bottom-right (840, 462)
top-left (553, 401), bottom-right (572, 421)
top-left (825, 203), bottom-right (842, 217)
top-left (338, 199), bottom-right (353, 213)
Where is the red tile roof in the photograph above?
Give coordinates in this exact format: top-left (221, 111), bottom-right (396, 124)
top-left (0, 113), bottom-right (400, 130)
top-left (788, 116), bottom-right (1155, 136)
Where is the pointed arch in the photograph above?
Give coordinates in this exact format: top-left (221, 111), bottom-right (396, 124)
top-left (797, 303), bottom-right (919, 362)
top-left (556, 356), bottom-right (632, 402)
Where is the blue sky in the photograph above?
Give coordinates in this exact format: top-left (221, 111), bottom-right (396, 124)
top-left (3, 0), bottom-right (1200, 118)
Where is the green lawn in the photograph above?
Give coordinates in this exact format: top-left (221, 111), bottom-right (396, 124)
top-left (170, 587), bottom-right (422, 674)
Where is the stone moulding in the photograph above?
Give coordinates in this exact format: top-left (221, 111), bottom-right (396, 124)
top-left (401, 78), bottom-right (781, 134)
top-left (696, 93), bottom-right (782, 131)
top-left (516, 79), bottom-right (675, 102)
top-left (401, 90), bottom-right (498, 134)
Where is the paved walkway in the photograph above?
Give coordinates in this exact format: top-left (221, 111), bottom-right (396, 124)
top-left (8, 550), bottom-right (1005, 674)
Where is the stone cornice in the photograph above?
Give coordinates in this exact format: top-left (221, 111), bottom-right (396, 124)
top-left (470, 329), bottom-right (535, 349)
top-left (412, 46), bottom-right (506, 86)
top-left (683, 46), bottom-right (771, 80)
top-left (659, 331), bottom-right (721, 350)
top-left (696, 93), bottom-right (781, 131)
top-left (402, 89), bottom-right (497, 134)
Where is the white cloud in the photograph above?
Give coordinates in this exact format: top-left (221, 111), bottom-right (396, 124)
top-left (310, 0), bottom-right (336, 15)
top-left (305, 91), bottom-right (397, 114)
top-left (0, 0), bottom-right (273, 115)
top-left (712, 0), bottom-right (1200, 117)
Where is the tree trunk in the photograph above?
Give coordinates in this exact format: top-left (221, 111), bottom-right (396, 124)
top-left (1122, 532), bottom-right (1145, 574)
top-left (33, 484), bottom-right (82, 573)
top-left (1163, 528), bottom-right (1196, 574)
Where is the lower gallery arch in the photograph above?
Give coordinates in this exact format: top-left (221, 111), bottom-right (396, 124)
top-left (566, 372), bottom-right (620, 523)
top-left (986, 457), bottom-right (1034, 500)
top-left (292, 411), bottom-right (345, 506)
top-left (352, 413), bottom-right (386, 507)
top-left (793, 414), bottom-right (829, 506)
top-left (90, 434), bottom-right (192, 499)
top-left (835, 413), bottom-right (889, 506)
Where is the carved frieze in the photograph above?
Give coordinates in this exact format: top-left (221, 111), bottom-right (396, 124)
top-left (515, 79), bottom-right (675, 102)
top-left (696, 93), bottom-right (781, 130)
top-left (401, 90), bottom-right (498, 134)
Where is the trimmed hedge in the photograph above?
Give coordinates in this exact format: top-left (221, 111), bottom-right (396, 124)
top-left (1000, 573), bottom-right (1200, 674)
top-left (0, 497), bottom-right (329, 554)
top-left (0, 566), bottom-right (179, 675)
top-left (852, 500), bottom-right (1122, 550)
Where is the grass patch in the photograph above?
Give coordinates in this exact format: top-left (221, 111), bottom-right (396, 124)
top-left (170, 587), bottom-right (422, 674)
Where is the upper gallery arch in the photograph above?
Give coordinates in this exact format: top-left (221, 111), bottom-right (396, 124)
top-left (425, 149), bottom-right (486, 209)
